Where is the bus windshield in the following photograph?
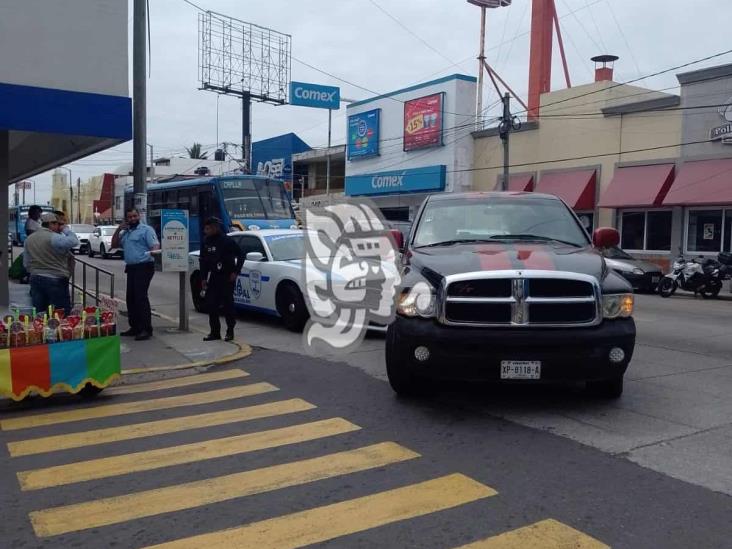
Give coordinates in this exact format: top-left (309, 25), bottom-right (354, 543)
top-left (220, 178), bottom-right (292, 220)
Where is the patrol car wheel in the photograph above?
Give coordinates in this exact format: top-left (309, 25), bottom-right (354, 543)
top-left (276, 283), bottom-right (308, 332)
top-left (190, 272), bottom-right (205, 313)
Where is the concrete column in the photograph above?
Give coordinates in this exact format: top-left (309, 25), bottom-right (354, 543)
top-left (0, 131), bottom-right (10, 306)
top-left (671, 206), bottom-right (685, 256)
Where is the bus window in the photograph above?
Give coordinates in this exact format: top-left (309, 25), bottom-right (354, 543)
top-left (178, 189), bottom-right (191, 208)
top-left (255, 179), bottom-right (292, 220)
top-left (165, 190), bottom-right (178, 209)
top-left (220, 179), bottom-right (266, 219)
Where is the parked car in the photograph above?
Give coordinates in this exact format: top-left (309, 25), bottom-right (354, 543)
top-left (69, 224), bottom-right (95, 255)
top-left (601, 246), bottom-right (663, 292)
top-left (386, 192), bottom-right (636, 399)
top-left (88, 225), bottom-right (122, 259)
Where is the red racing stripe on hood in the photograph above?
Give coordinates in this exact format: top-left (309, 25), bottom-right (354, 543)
top-left (516, 245), bottom-right (556, 270)
top-left (476, 244), bottom-right (514, 271)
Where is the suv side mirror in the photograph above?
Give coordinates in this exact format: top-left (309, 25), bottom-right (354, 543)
top-left (246, 251), bottom-right (264, 262)
top-left (592, 227), bottom-right (620, 249)
top-left (389, 229), bottom-right (405, 252)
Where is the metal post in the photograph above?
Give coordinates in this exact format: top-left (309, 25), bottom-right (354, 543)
top-left (326, 109), bottom-right (332, 195)
top-left (148, 143), bottom-right (155, 184)
top-left (33, 180), bottom-right (36, 204)
top-left (77, 177), bottom-right (81, 223)
top-left (0, 131), bottom-right (10, 306)
top-left (95, 269), bottom-right (99, 306)
top-left (501, 93), bottom-right (510, 191)
top-left (179, 271), bottom-right (188, 331)
top-left (22, 185), bottom-right (25, 205)
top-left (475, 6), bottom-right (486, 130)
top-left (242, 92), bottom-right (252, 173)
top-left (133, 0), bottom-right (148, 221)
top-left (69, 178), bottom-right (74, 223)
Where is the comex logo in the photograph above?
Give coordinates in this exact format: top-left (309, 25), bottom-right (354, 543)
top-left (294, 87), bottom-right (338, 104)
top-left (302, 199), bottom-right (402, 354)
top-left (371, 173), bottom-right (406, 190)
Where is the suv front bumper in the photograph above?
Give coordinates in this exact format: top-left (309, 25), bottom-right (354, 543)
top-left (387, 316), bottom-right (636, 383)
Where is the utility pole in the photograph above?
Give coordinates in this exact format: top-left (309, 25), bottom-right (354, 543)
top-left (499, 92), bottom-right (518, 191)
top-left (242, 92), bottom-right (251, 173)
top-left (326, 109), bottom-right (332, 195)
top-left (475, 5), bottom-right (486, 130)
top-left (77, 177), bottom-right (81, 223)
top-left (133, 0), bottom-right (147, 221)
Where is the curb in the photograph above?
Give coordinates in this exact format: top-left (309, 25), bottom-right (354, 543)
top-left (118, 302), bottom-right (253, 375)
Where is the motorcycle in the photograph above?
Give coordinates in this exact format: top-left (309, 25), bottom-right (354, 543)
top-left (658, 255), bottom-right (727, 299)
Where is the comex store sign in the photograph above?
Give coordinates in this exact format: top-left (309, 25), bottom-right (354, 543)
top-left (710, 97), bottom-right (732, 144)
top-left (371, 173), bottom-right (406, 190)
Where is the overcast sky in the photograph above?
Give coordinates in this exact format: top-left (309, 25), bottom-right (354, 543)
top-left (20, 0), bottom-right (732, 205)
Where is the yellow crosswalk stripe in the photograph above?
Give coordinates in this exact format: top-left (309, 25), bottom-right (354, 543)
top-left (143, 473), bottom-right (497, 549)
top-left (0, 383), bottom-right (277, 431)
top-left (18, 418), bottom-right (360, 491)
top-left (30, 442), bottom-right (420, 537)
top-left (105, 369), bottom-right (249, 396)
top-left (453, 519), bottom-right (609, 549)
top-left (7, 398), bottom-right (315, 457)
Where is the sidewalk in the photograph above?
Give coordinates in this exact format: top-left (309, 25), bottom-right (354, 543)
top-left (4, 281), bottom-right (247, 374)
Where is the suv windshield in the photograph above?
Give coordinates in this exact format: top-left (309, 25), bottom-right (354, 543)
top-left (70, 224), bottom-right (95, 233)
top-left (413, 197), bottom-right (589, 248)
top-left (102, 227), bottom-right (117, 236)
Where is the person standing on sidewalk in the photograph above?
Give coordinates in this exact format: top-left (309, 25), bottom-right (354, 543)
top-left (112, 208), bottom-right (160, 341)
top-left (200, 217), bottom-right (244, 342)
top-left (23, 212), bottom-right (79, 313)
top-left (24, 205), bottom-right (43, 237)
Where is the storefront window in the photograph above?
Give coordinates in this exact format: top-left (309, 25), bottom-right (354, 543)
top-left (620, 212), bottom-right (645, 250)
top-left (686, 209), bottom-right (722, 253)
top-left (646, 211), bottom-right (672, 251)
top-left (620, 210), bottom-right (671, 251)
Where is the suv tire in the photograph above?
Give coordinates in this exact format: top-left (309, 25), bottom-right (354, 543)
top-left (587, 376), bottom-right (624, 399)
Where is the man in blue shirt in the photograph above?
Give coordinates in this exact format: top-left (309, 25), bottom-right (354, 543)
top-left (24, 212), bottom-right (79, 314)
top-left (112, 208), bottom-right (160, 341)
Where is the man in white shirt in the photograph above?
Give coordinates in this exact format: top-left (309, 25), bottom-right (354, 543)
top-left (24, 205), bottom-right (43, 238)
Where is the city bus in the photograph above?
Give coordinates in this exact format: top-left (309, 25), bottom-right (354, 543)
top-left (126, 175), bottom-right (298, 251)
top-left (9, 205), bottom-right (54, 245)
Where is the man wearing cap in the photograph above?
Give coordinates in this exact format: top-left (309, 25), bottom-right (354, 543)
top-left (112, 208), bottom-right (160, 341)
top-left (199, 217), bottom-right (244, 341)
top-left (23, 212), bottom-right (79, 313)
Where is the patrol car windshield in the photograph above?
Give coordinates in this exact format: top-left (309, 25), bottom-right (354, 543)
top-left (265, 234), bottom-right (304, 261)
top-left (220, 179), bottom-right (292, 220)
top-left (413, 197), bottom-right (589, 248)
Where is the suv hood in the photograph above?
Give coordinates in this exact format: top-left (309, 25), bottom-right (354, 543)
top-left (409, 242), bottom-right (606, 286)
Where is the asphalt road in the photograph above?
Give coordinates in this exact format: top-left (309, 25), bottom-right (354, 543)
top-left (2, 252), bottom-right (728, 547)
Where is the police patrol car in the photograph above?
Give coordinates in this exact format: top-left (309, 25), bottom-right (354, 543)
top-left (189, 229), bottom-right (311, 331)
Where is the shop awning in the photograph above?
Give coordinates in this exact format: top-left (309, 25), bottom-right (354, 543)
top-left (535, 169), bottom-right (596, 210)
top-left (663, 158), bottom-right (732, 206)
top-left (507, 174), bottom-right (534, 192)
top-left (598, 164), bottom-right (675, 208)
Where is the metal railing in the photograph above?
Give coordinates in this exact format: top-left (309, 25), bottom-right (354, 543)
top-left (70, 256), bottom-right (115, 307)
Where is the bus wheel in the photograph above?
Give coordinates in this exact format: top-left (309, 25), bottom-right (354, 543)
top-left (190, 273), bottom-right (205, 313)
top-left (276, 283), bottom-right (308, 332)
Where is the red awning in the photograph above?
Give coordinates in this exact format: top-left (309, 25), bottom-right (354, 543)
top-left (663, 158), bottom-right (732, 206)
top-left (507, 174), bottom-right (534, 192)
top-left (535, 169), bottom-right (596, 210)
top-left (598, 164), bottom-right (675, 208)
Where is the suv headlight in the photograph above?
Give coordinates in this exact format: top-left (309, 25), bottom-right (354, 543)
top-left (632, 268), bottom-right (644, 275)
top-left (603, 293), bottom-right (634, 318)
top-left (397, 283), bottom-right (436, 318)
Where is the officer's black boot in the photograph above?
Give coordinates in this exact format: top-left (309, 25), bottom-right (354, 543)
top-left (224, 328), bottom-right (234, 342)
top-left (203, 333), bottom-right (221, 341)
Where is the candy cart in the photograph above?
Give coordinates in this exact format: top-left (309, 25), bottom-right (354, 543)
top-left (0, 306), bottom-right (120, 401)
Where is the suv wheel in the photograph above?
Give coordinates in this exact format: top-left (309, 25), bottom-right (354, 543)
top-left (100, 244), bottom-right (109, 259)
top-left (587, 376), bottom-right (624, 399)
top-left (385, 326), bottom-right (426, 397)
top-left (276, 283), bottom-right (308, 332)
top-left (88, 245), bottom-right (95, 258)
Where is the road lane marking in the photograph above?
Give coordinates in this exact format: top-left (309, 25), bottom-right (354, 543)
top-left (0, 384), bottom-right (277, 431)
top-left (18, 418), bottom-right (360, 490)
top-left (143, 473), bottom-right (497, 549)
top-left (453, 519), bottom-right (609, 549)
top-left (7, 399), bottom-right (314, 457)
top-left (30, 442), bottom-right (419, 537)
top-left (105, 369), bottom-right (249, 395)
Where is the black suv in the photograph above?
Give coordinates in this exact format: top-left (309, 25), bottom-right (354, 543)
top-left (386, 192), bottom-right (636, 398)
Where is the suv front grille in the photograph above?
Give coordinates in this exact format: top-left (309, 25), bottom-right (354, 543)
top-left (442, 271), bottom-right (599, 327)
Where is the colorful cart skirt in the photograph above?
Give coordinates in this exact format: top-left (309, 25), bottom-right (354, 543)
top-left (0, 336), bottom-right (121, 401)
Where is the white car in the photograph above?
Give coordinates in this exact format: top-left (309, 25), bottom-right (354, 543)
top-left (69, 224), bottom-right (95, 255)
top-left (188, 229), bottom-right (398, 332)
top-left (88, 225), bottom-right (123, 259)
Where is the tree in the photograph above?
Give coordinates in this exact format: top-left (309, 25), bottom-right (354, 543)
top-left (186, 143), bottom-right (208, 159)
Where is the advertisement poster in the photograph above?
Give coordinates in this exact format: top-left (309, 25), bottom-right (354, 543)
top-left (348, 109), bottom-right (380, 159)
top-left (161, 209), bottom-right (189, 272)
top-left (703, 223), bottom-right (715, 240)
top-left (403, 93), bottom-right (444, 151)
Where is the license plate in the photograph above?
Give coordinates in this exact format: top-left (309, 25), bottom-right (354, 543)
top-left (652, 276), bottom-right (660, 283)
top-left (500, 360), bottom-right (541, 380)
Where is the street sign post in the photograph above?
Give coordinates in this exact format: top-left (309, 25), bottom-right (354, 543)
top-left (161, 209), bottom-right (189, 331)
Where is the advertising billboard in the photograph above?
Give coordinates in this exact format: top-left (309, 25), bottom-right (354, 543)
top-left (348, 109), bottom-right (380, 160)
top-left (403, 92), bottom-right (444, 151)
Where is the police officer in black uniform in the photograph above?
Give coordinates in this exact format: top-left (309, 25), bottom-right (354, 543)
top-left (199, 217), bottom-right (245, 341)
